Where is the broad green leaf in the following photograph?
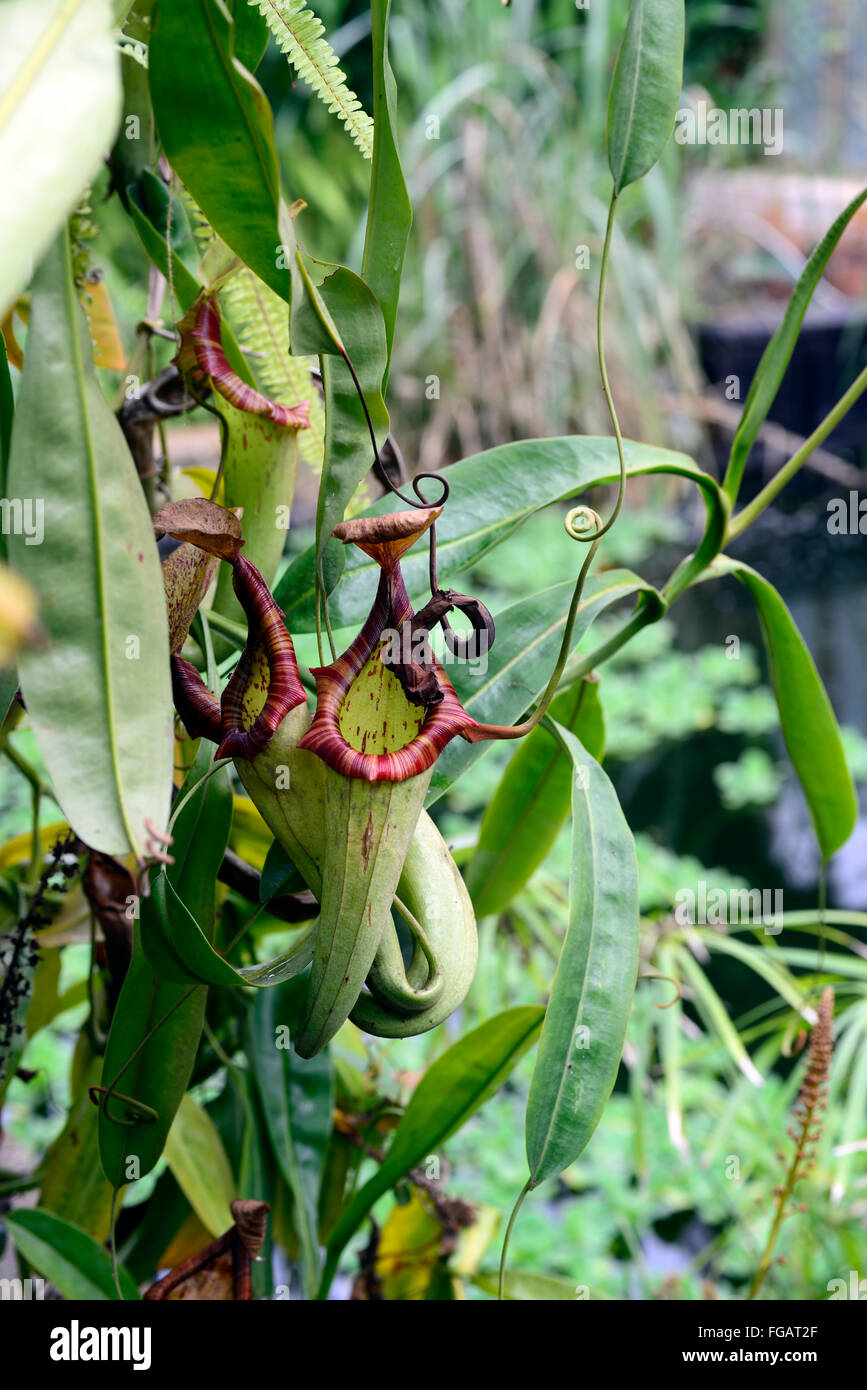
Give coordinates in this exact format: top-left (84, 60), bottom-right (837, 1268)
top-left (712, 557), bottom-right (857, 859)
top-left (607, 0), bottom-right (684, 194)
top-left (466, 678), bottom-right (605, 918)
top-left (525, 726), bottom-right (639, 1184)
top-left (318, 1006), bottom-right (543, 1297)
top-left (150, 0), bottom-right (287, 300)
top-left (248, 980), bottom-right (333, 1296)
top-left (5, 1209), bottom-right (140, 1301)
top-left (98, 748), bottom-right (229, 1186)
top-left (40, 1054), bottom-right (116, 1242)
top-left (428, 570), bottom-right (662, 805)
top-left (0, 0), bottom-right (122, 314)
top-left (164, 1093), bottom-right (236, 1237)
top-left (274, 436), bottom-right (720, 630)
top-left (7, 230), bottom-right (173, 858)
top-left (362, 0), bottom-right (412, 382)
top-left (97, 927), bottom-right (207, 1188)
top-left (724, 186), bottom-right (867, 501)
top-left (140, 738), bottom-right (233, 983)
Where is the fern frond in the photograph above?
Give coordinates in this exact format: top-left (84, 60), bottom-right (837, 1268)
top-left (222, 266), bottom-right (325, 470)
top-left (250, 0), bottom-right (374, 159)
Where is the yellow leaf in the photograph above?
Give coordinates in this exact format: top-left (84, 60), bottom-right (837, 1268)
top-left (79, 278), bottom-right (126, 370)
top-left (164, 1093), bottom-right (236, 1238)
top-left (375, 1192), bottom-right (442, 1301)
top-left (0, 561), bottom-right (39, 664)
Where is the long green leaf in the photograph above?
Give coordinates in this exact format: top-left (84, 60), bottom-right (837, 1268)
top-left (98, 747), bottom-right (229, 1186)
top-left (140, 739), bottom-right (233, 982)
top-left (5, 1209), bottom-right (140, 1301)
top-left (724, 186), bottom-right (867, 501)
top-left (607, 0), bottom-right (684, 195)
top-left (149, 0), bottom-right (287, 299)
top-left (163, 1092), bottom-right (236, 1238)
top-left (97, 928), bottom-right (207, 1187)
top-left (466, 678), bottom-right (605, 918)
top-left (319, 1006), bottom-right (543, 1297)
top-left (428, 570), bottom-right (662, 805)
top-left (274, 436), bottom-right (719, 630)
top-left (361, 0), bottom-right (412, 381)
top-left (248, 980), bottom-right (333, 1296)
top-left (711, 557), bottom-right (856, 859)
top-left (7, 230), bottom-right (173, 858)
top-left (0, 0), bottom-right (122, 314)
top-left (525, 726), bottom-right (639, 1184)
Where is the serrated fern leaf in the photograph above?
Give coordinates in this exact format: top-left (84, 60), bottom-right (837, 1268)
top-left (250, 0), bottom-right (374, 159)
top-left (222, 266), bottom-right (325, 470)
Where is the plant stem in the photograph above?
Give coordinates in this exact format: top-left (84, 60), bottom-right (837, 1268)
top-left (499, 1178), bottom-right (532, 1300)
top-left (199, 608), bottom-right (248, 646)
top-left (594, 192), bottom-right (627, 537)
top-left (726, 363), bottom-right (867, 542)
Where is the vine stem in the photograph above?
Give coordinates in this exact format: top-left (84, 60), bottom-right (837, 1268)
top-left (499, 1178), bottom-right (532, 1300)
top-left (468, 529), bottom-right (601, 740)
top-left (726, 362), bottom-right (867, 541)
top-left (594, 191), bottom-right (627, 538)
top-left (200, 608), bottom-right (248, 647)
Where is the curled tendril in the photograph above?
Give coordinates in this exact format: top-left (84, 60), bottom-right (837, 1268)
top-left (88, 1085), bottom-right (159, 1126)
top-left (564, 505), bottom-right (604, 543)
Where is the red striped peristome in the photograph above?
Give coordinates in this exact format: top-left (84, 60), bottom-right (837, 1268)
top-left (171, 655), bottom-right (222, 742)
top-left (192, 296), bottom-right (311, 431)
top-left (299, 564), bottom-right (482, 783)
top-left (215, 555), bottom-right (307, 761)
top-left (169, 556), bottom-right (307, 762)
